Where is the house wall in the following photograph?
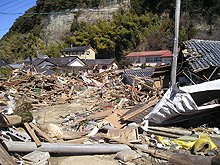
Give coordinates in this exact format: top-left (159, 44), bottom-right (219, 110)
top-left (68, 59), bottom-right (86, 67)
top-left (61, 48), bottom-right (96, 60)
top-left (162, 57), bottom-right (172, 64)
top-left (126, 56), bottom-right (171, 66)
top-left (97, 62), bottom-right (118, 73)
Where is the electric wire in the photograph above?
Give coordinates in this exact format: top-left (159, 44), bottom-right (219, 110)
top-left (0, 0), bottom-right (15, 8)
top-left (0, 0), bottom-right (30, 12)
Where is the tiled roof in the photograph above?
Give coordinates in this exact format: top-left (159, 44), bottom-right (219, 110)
top-left (122, 68), bottom-right (155, 85)
top-left (47, 57), bottom-right (79, 66)
top-left (83, 59), bottom-right (116, 65)
top-left (32, 59), bottom-right (45, 66)
top-left (60, 46), bottom-right (92, 52)
top-left (125, 50), bottom-right (172, 58)
top-left (183, 39), bottom-right (220, 72)
top-left (0, 61), bottom-right (9, 68)
top-left (22, 57), bottom-right (37, 62)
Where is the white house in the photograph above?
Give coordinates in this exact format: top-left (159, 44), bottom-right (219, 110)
top-left (125, 50), bottom-right (172, 66)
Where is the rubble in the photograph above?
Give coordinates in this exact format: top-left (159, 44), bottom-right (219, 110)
top-left (0, 68), bottom-right (220, 164)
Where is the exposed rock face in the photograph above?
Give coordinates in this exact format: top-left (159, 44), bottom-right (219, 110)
top-left (41, 1), bottom-right (130, 41)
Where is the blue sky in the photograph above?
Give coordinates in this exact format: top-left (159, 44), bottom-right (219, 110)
top-left (0, 0), bottom-right (37, 39)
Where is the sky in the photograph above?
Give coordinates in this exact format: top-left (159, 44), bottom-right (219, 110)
top-left (0, 0), bottom-right (37, 40)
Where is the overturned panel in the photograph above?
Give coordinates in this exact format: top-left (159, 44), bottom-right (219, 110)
top-left (143, 79), bottom-right (220, 125)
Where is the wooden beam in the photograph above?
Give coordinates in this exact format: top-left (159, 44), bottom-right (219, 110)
top-left (0, 144), bottom-right (17, 165)
top-left (29, 122), bottom-right (54, 143)
top-left (24, 123), bottom-right (42, 147)
top-left (100, 135), bottom-right (170, 161)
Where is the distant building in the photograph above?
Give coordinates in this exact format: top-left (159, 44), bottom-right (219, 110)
top-left (32, 56), bottom-right (87, 69)
top-left (83, 59), bottom-right (118, 73)
top-left (0, 61), bottom-right (10, 68)
top-left (22, 55), bottom-right (49, 65)
top-left (60, 46), bottom-right (96, 60)
top-left (125, 50), bottom-right (172, 66)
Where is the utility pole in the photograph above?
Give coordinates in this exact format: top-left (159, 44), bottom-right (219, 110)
top-left (171, 0), bottom-right (181, 86)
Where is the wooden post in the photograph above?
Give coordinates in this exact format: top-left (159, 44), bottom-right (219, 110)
top-left (24, 123), bottom-right (42, 147)
top-left (29, 122), bottom-right (54, 143)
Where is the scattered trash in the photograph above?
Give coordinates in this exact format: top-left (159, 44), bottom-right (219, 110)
top-left (0, 68), bottom-right (220, 164)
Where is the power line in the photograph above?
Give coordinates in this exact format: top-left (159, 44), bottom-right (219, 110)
top-left (1, 0), bottom-right (30, 12)
top-left (0, 27), bottom-right (11, 32)
top-left (0, 0), bottom-right (15, 8)
top-left (0, 1), bottom-right (36, 16)
top-left (0, 0), bottom-right (117, 16)
top-left (7, 1), bottom-right (36, 13)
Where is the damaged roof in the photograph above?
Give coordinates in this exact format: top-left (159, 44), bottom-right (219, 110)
top-left (122, 68), bottom-right (155, 85)
top-left (47, 57), bottom-right (87, 67)
top-left (182, 39), bottom-right (220, 72)
top-left (83, 59), bottom-right (116, 65)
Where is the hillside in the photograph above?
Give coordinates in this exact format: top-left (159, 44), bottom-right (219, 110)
top-left (0, 0), bottom-right (219, 63)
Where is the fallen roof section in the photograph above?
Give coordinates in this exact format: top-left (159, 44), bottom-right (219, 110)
top-left (182, 39), bottom-right (220, 72)
top-left (143, 79), bottom-right (220, 125)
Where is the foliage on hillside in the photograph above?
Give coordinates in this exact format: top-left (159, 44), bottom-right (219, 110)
top-left (66, 10), bottom-right (177, 60)
top-left (0, 0), bottom-right (219, 63)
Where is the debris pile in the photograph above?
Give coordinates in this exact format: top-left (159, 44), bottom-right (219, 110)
top-left (0, 69), bottom-right (220, 165)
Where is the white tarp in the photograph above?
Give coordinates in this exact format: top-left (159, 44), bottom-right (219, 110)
top-left (143, 79), bottom-right (220, 125)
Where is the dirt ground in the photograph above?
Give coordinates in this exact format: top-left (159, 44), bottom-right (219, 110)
top-left (31, 102), bottom-right (123, 165)
top-left (30, 103), bottom-right (171, 165)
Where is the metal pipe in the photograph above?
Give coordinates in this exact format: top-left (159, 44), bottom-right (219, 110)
top-left (3, 141), bottom-right (131, 154)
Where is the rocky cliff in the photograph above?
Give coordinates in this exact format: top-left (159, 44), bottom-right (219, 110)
top-left (41, 0), bottom-right (130, 41)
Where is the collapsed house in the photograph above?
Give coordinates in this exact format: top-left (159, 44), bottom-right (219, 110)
top-left (178, 39), bottom-right (220, 85)
top-left (143, 79), bottom-right (220, 127)
top-left (1, 42), bottom-right (220, 164)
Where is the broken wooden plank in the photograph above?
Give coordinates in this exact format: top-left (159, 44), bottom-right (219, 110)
top-left (148, 126), bottom-right (200, 137)
top-left (29, 122), bottom-right (54, 143)
top-left (147, 129), bottom-right (181, 138)
top-left (103, 109), bottom-right (126, 129)
top-left (107, 127), bottom-right (140, 143)
top-left (121, 98), bottom-right (158, 121)
top-left (24, 123), bottom-right (42, 147)
top-left (100, 135), bottom-right (170, 161)
top-left (0, 144), bottom-right (17, 165)
top-left (0, 114), bottom-right (22, 127)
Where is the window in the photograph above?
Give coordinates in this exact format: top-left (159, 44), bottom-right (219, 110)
top-left (145, 57), bottom-right (154, 62)
top-left (86, 51), bottom-right (90, 55)
top-left (165, 59), bottom-right (171, 64)
top-left (80, 51), bottom-right (85, 55)
top-left (102, 65), bottom-right (107, 70)
top-left (136, 58), bottom-right (140, 63)
top-left (154, 57), bottom-right (161, 62)
top-left (145, 57), bottom-right (161, 62)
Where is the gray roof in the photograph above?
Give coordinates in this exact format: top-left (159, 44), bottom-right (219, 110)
top-left (60, 46), bottom-right (92, 52)
top-left (183, 39), bottom-right (220, 72)
top-left (9, 64), bottom-right (24, 69)
top-left (23, 55), bottom-right (48, 62)
top-left (47, 57), bottom-right (79, 66)
top-left (32, 59), bottom-right (45, 66)
top-left (37, 55), bottom-right (49, 59)
top-left (36, 68), bottom-right (55, 75)
top-left (83, 59), bottom-right (116, 65)
top-left (0, 61), bottom-right (9, 68)
top-left (32, 57), bottom-right (87, 67)
top-left (22, 57), bottom-right (37, 62)
top-left (122, 68), bottom-right (155, 85)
